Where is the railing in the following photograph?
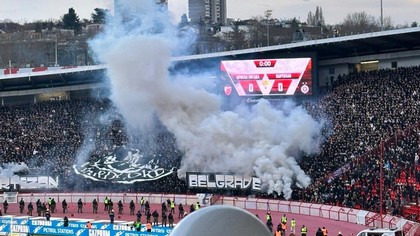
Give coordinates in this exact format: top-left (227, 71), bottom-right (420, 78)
top-left (4, 192), bottom-right (420, 235)
top-left (3, 193), bottom-right (198, 206)
top-left (213, 195), bottom-right (420, 236)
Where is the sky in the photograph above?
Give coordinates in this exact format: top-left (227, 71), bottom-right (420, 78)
top-left (0, 0), bottom-right (418, 26)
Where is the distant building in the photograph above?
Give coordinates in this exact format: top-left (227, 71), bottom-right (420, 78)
top-left (188, 0), bottom-right (227, 25)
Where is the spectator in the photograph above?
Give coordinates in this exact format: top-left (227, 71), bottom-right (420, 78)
top-left (45, 208), bottom-right (51, 221)
top-left (109, 209), bottom-right (115, 224)
top-left (62, 199), bottom-right (68, 213)
top-left (28, 202), bottom-right (33, 216)
top-left (19, 198), bottom-right (25, 214)
top-left (168, 212), bottom-right (174, 227)
top-left (136, 210), bottom-right (142, 222)
top-left (152, 210), bottom-right (159, 226)
top-left (118, 200), bottom-right (123, 214)
top-left (77, 199), bottom-right (83, 213)
top-left (92, 199), bottom-right (98, 213)
top-left (3, 200), bottom-right (8, 214)
top-left (63, 216), bottom-right (69, 227)
top-left (129, 200), bottom-right (135, 215)
top-left (0, 66), bottom-right (419, 222)
top-left (178, 203), bottom-right (184, 219)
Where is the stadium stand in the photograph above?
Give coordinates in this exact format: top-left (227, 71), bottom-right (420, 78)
top-left (295, 66), bottom-right (420, 217)
top-left (0, 66), bottom-right (420, 225)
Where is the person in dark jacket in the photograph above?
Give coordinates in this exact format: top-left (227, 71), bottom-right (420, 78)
top-left (168, 212), bottom-right (174, 227)
top-left (62, 199), bottom-right (68, 213)
top-left (63, 216), bottom-right (69, 227)
top-left (36, 200), bottom-right (42, 216)
top-left (77, 199), bottom-right (83, 213)
top-left (28, 202), bottom-right (33, 216)
top-left (178, 203), bottom-right (184, 219)
top-left (19, 198), bottom-right (25, 214)
top-left (45, 208), bottom-right (51, 221)
top-left (146, 210), bottom-right (151, 223)
top-left (3, 200), bottom-right (8, 214)
top-left (109, 209), bottom-right (115, 224)
top-left (130, 200), bottom-right (135, 215)
top-left (136, 210), bottom-right (142, 222)
top-left (316, 227), bottom-right (324, 236)
top-left (161, 211), bottom-right (167, 227)
top-left (50, 198), bottom-right (56, 213)
top-left (152, 210), bottom-right (159, 226)
top-left (92, 199), bottom-right (98, 213)
top-left (118, 200), bottom-right (124, 214)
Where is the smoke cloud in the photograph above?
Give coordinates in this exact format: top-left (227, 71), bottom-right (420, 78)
top-left (0, 162), bottom-right (29, 178)
top-left (89, 0), bottom-right (324, 198)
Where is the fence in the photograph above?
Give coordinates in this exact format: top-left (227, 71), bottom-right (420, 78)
top-left (4, 192), bottom-right (420, 236)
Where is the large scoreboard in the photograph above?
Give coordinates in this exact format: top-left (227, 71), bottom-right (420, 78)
top-left (220, 58), bottom-right (313, 97)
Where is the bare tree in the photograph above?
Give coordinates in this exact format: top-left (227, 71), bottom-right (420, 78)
top-left (381, 16), bottom-right (394, 30)
top-left (307, 6), bottom-right (325, 27)
top-left (335, 11), bottom-right (381, 35)
top-left (222, 20), bottom-right (247, 50)
top-left (247, 17), bottom-right (266, 48)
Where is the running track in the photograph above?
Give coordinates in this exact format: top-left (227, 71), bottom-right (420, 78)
top-left (1, 202), bottom-right (369, 235)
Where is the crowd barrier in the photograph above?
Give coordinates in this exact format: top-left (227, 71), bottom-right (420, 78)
top-left (0, 193), bottom-right (199, 207)
top-left (2, 193), bottom-right (420, 236)
top-left (217, 196), bottom-right (420, 236)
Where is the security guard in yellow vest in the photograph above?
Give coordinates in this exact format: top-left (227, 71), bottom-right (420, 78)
top-left (104, 197), bottom-right (109, 211)
top-left (301, 225), bottom-right (307, 236)
top-left (290, 218), bottom-right (296, 234)
top-left (281, 214), bottom-right (287, 224)
top-left (170, 200), bottom-right (175, 214)
top-left (266, 211), bottom-right (272, 222)
top-left (194, 202), bottom-right (200, 210)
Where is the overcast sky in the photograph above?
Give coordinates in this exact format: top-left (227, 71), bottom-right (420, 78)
top-left (0, 0), bottom-right (418, 26)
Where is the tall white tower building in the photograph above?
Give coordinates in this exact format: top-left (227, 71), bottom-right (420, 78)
top-left (188, 0), bottom-right (227, 25)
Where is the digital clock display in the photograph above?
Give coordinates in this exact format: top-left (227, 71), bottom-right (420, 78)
top-left (221, 58), bottom-right (313, 97)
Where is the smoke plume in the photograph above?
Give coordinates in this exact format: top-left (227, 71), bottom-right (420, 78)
top-left (89, 0), bottom-right (324, 198)
top-left (0, 162), bottom-right (29, 178)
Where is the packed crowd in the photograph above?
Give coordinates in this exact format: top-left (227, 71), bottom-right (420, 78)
top-left (0, 99), bottom-right (186, 193)
top-left (0, 66), bottom-right (419, 220)
top-left (294, 66), bottom-right (420, 216)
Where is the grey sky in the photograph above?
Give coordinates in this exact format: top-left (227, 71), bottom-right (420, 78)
top-left (0, 0), bottom-right (418, 26)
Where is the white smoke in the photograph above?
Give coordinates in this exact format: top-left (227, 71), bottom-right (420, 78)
top-left (0, 163), bottom-right (29, 178)
top-left (89, 0), bottom-right (324, 199)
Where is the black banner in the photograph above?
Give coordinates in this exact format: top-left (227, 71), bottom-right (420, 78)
top-left (187, 172), bottom-right (261, 192)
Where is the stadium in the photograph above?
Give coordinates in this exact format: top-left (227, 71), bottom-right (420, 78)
top-left (1, 2), bottom-right (420, 236)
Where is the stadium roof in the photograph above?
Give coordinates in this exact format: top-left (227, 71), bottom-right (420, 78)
top-left (1, 27), bottom-right (420, 92)
top-left (0, 65), bottom-right (106, 92)
top-left (174, 27), bottom-right (420, 61)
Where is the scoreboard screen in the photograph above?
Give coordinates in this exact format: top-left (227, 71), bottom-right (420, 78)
top-left (220, 58), bottom-right (313, 97)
